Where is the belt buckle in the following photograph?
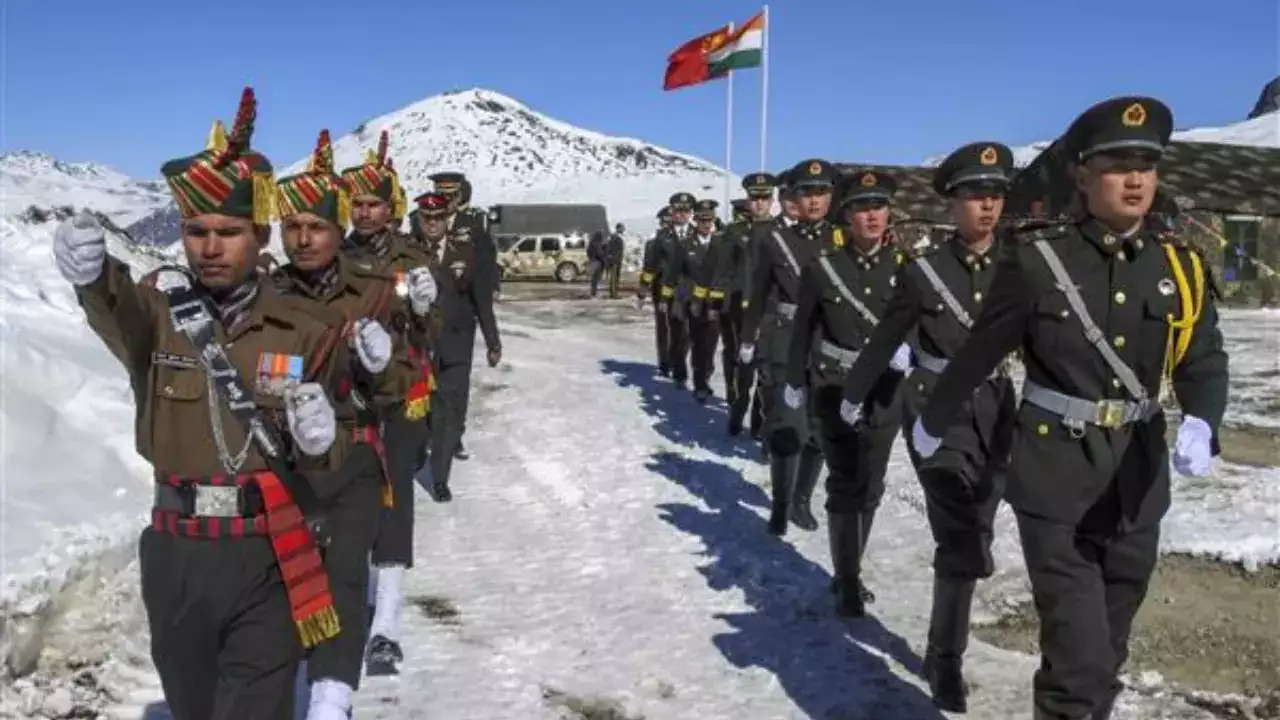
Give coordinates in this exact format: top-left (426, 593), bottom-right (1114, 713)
top-left (1095, 400), bottom-right (1127, 429)
top-left (193, 485), bottom-right (242, 517)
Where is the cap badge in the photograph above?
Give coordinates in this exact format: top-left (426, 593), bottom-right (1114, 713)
top-left (1122, 102), bottom-right (1147, 128)
top-left (809, 161), bottom-right (822, 176)
top-left (979, 147), bottom-right (998, 166)
top-left (860, 173), bottom-right (877, 187)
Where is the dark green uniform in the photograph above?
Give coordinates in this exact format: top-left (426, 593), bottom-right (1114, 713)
top-left (663, 199), bottom-right (722, 400)
top-left (638, 207), bottom-right (674, 375)
top-left (921, 97), bottom-right (1228, 720)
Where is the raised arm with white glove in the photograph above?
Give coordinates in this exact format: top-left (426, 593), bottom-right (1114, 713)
top-left (351, 318), bottom-right (393, 374)
top-left (286, 383), bottom-right (337, 457)
top-left (404, 267), bottom-right (438, 315)
top-left (53, 210), bottom-right (107, 287)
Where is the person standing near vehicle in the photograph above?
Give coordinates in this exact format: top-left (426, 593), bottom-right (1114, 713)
top-left (587, 229), bottom-right (607, 297)
top-left (605, 223), bottom-right (626, 299)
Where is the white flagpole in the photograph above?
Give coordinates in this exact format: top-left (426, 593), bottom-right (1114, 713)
top-left (759, 6), bottom-right (769, 171)
top-left (724, 22), bottom-right (735, 222)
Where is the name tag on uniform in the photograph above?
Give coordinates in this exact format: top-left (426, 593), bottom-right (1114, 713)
top-left (255, 352), bottom-right (305, 397)
top-left (152, 351), bottom-right (200, 370)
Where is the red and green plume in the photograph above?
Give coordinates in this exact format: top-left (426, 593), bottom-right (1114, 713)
top-left (161, 86), bottom-right (276, 225)
top-left (340, 129), bottom-right (406, 219)
top-left (275, 129), bottom-right (350, 228)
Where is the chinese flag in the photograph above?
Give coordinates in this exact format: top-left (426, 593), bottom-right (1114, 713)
top-left (663, 25), bottom-right (732, 91)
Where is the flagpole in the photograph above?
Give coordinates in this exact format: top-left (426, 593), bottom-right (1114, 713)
top-left (724, 22), bottom-right (735, 222)
top-left (759, 5), bottom-right (769, 170)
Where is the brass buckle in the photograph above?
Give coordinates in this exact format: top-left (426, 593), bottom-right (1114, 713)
top-left (193, 485), bottom-right (242, 517)
top-left (1095, 400), bottom-right (1128, 429)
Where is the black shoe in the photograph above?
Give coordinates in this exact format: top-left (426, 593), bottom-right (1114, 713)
top-left (924, 577), bottom-right (976, 713)
top-left (365, 634), bottom-right (403, 676)
top-left (923, 653), bottom-right (967, 713)
top-left (674, 379), bottom-right (688, 391)
top-left (658, 365), bottom-right (671, 378)
top-left (827, 513), bottom-right (867, 618)
top-left (694, 387), bottom-right (711, 404)
top-left (453, 441), bottom-right (469, 461)
top-left (859, 580), bottom-right (876, 604)
top-left (767, 456), bottom-right (796, 536)
top-left (430, 483), bottom-right (453, 503)
top-left (727, 416), bottom-right (743, 436)
top-left (788, 446), bottom-right (822, 531)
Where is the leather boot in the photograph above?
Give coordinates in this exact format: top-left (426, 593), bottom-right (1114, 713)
top-left (788, 445), bottom-right (823, 531)
top-left (767, 455), bottom-right (797, 536)
top-left (827, 512), bottom-right (865, 618)
top-left (857, 508), bottom-right (878, 603)
top-left (923, 576), bottom-right (975, 713)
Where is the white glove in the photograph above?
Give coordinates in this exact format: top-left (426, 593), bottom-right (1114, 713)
top-left (405, 267), bottom-right (438, 315)
top-left (889, 343), bottom-right (913, 373)
top-left (1172, 415), bottom-right (1213, 477)
top-left (351, 318), bottom-right (392, 374)
top-left (839, 399), bottom-right (863, 427)
top-left (783, 384), bottom-right (804, 410)
top-left (911, 418), bottom-right (942, 459)
top-left (286, 383), bottom-right (336, 457)
top-left (739, 343), bottom-right (755, 365)
top-left (53, 210), bottom-right (107, 287)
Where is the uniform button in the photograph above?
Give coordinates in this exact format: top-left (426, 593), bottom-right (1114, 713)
top-left (864, 287), bottom-right (871, 295)
top-left (164, 385), bottom-right (175, 395)
top-left (1037, 423), bottom-right (1050, 436)
top-left (1114, 291), bottom-right (1126, 305)
top-left (1117, 251), bottom-right (1128, 262)
top-left (1103, 234), bottom-right (1116, 246)
top-left (1112, 378), bottom-right (1122, 389)
top-left (1060, 310), bottom-right (1070, 318)
top-left (974, 291), bottom-right (983, 302)
top-left (1113, 335), bottom-right (1126, 348)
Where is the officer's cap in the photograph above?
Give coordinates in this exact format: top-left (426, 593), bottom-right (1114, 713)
top-left (1064, 96), bottom-right (1173, 163)
top-left (668, 192), bottom-right (696, 210)
top-left (789, 159), bottom-right (838, 190)
top-left (931, 142), bottom-right (1015, 196)
top-left (694, 199), bottom-right (719, 219)
top-left (741, 172), bottom-right (778, 198)
top-left (429, 171), bottom-right (466, 194)
top-left (656, 206), bottom-right (672, 221)
top-left (414, 191), bottom-right (451, 218)
top-left (839, 170), bottom-right (898, 208)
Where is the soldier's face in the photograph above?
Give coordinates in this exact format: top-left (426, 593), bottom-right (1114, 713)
top-left (748, 196), bottom-right (772, 219)
top-left (422, 214), bottom-right (449, 241)
top-left (182, 214), bottom-right (264, 290)
top-left (845, 203), bottom-right (890, 244)
top-left (950, 190), bottom-right (1005, 241)
top-left (672, 208), bottom-right (692, 225)
top-left (282, 212), bottom-right (340, 272)
top-left (1078, 152), bottom-right (1159, 228)
top-left (696, 218), bottom-right (715, 234)
top-left (797, 187), bottom-right (833, 221)
top-left (351, 194), bottom-right (391, 234)
top-left (781, 196), bottom-right (800, 219)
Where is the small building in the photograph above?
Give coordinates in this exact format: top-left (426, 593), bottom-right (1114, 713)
top-left (1007, 138), bottom-right (1280, 305)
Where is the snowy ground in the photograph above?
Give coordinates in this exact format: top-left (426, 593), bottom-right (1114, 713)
top-left (5, 294), bottom-right (1274, 719)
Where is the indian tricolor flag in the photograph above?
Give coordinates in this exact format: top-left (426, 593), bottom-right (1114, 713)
top-left (708, 10), bottom-right (765, 76)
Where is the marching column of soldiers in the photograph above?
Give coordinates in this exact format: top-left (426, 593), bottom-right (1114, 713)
top-left (636, 94), bottom-right (1227, 719)
top-left (47, 85), bottom-right (1226, 720)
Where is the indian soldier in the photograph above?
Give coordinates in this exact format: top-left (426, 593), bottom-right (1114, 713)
top-left (710, 173), bottom-right (777, 436)
top-left (605, 223), bottom-right (626, 299)
top-left (838, 142), bottom-right (1019, 712)
top-left (272, 129), bottom-right (438, 714)
top-left (53, 87), bottom-right (346, 719)
top-left (664, 198), bottom-right (722, 402)
top-left (636, 207), bottom-right (674, 375)
top-left (429, 172), bottom-right (498, 459)
top-left (416, 191), bottom-right (502, 502)
top-left (654, 192), bottom-right (697, 389)
top-left (740, 160), bottom-right (836, 536)
top-left (782, 171), bottom-right (912, 617)
top-left (338, 132), bottom-right (436, 678)
top-left (917, 97), bottom-right (1228, 720)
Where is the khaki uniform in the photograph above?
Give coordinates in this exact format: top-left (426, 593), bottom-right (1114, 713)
top-left (269, 256), bottom-right (422, 689)
top-left (77, 255), bottom-right (349, 720)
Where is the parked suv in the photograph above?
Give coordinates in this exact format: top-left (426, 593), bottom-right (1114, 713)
top-left (497, 233), bottom-right (589, 282)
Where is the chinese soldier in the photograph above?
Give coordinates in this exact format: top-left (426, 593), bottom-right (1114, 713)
top-left (272, 129), bottom-right (438, 709)
top-left (665, 198), bottom-right (722, 401)
top-left (53, 87), bottom-right (345, 720)
top-left (917, 97), bottom-right (1227, 720)
top-left (338, 133), bottom-right (437, 677)
top-left (741, 160), bottom-right (836, 536)
top-left (783, 170), bottom-right (909, 615)
top-left (839, 141), bottom-right (1019, 712)
top-left (636, 206), bottom-right (675, 375)
top-left (654, 192), bottom-right (696, 389)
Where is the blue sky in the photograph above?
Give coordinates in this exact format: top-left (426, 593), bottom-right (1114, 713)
top-left (4, 0), bottom-right (1276, 179)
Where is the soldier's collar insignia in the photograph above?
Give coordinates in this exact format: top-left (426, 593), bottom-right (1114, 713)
top-left (979, 147), bottom-right (998, 166)
top-left (860, 173), bottom-right (877, 187)
top-left (809, 161), bottom-right (822, 175)
top-left (1122, 102), bottom-right (1147, 127)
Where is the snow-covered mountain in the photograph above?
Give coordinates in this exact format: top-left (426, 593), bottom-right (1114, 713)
top-left (282, 88), bottom-right (736, 232)
top-left (922, 112), bottom-right (1280, 167)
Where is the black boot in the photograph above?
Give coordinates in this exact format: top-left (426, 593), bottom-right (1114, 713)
top-left (923, 577), bottom-right (976, 713)
top-left (827, 512), bottom-right (866, 618)
top-left (767, 455), bottom-right (797, 536)
top-left (788, 445), bottom-right (822, 531)
top-left (857, 508), bottom-right (877, 604)
top-left (1092, 687), bottom-right (1120, 720)
top-left (365, 634), bottom-right (403, 676)
top-left (453, 439), bottom-right (469, 461)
